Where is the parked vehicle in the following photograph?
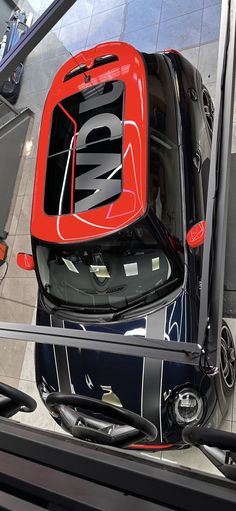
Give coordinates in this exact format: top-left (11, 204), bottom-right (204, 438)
top-left (0, 9), bottom-right (33, 103)
top-left (17, 42), bottom-right (235, 450)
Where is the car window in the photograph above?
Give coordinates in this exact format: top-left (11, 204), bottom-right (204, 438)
top-left (44, 80), bottom-right (124, 216)
top-left (143, 53), bottom-right (183, 244)
top-left (34, 216), bottom-right (183, 314)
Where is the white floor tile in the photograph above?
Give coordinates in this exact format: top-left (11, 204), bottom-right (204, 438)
top-left (15, 378), bottom-right (56, 432)
top-left (161, 446), bottom-right (222, 476)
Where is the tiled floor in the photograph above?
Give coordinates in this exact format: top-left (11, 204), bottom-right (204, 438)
top-left (1, 0), bottom-right (236, 476)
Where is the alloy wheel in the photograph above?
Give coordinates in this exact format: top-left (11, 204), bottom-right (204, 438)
top-left (202, 87), bottom-right (214, 135)
top-left (220, 323), bottom-right (236, 390)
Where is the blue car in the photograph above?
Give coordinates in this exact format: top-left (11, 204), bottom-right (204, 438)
top-left (17, 42), bottom-right (235, 451)
top-left (0, 9), bottom-right (33, 103)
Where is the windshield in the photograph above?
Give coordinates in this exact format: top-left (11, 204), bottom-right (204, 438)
top-left (34, 216), bottom-right (183, 314)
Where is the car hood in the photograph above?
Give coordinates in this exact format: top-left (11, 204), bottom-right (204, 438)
top-left (35, 291), bottom-right (197, 427)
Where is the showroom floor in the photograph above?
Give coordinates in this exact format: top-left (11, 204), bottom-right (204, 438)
top-left (0, 0), bottom-right (236, 475)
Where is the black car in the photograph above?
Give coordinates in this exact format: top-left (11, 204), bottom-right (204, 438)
top-left (0, 9), bottom-right (33, 103)
top-left (16, 42), bottom-right (235, 450)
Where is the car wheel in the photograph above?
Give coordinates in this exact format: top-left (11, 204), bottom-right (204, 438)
top-left (8, 83), bottom-right (20, 105)
top-left (202, 85), bottom-right (214, 137)
top-left (220, 320), bottom-right (236, 395)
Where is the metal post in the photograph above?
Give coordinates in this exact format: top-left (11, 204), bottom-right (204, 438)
top-left (197, 0), bottom-right (236, 367)
top-left (0, 0), bottom-right (77, 83)
top-left (0, 321), bottom-right (201, 365)
top-left (0, 419), bottom-right (236, 511)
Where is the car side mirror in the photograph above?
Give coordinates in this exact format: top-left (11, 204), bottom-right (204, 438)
top-left (186, 220), bottom-right (206, 249)
top-left (16, 252), bottom-right (35, 271)
top-left (0, 241), bottom-right (8, 266)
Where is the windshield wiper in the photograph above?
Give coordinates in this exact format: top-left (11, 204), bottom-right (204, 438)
top-left (52, 303), bottom-right (119, 315)
top-left (50, 277), bottom-right (180, 319)
top-left (113, 277), bottom-right (180, 319)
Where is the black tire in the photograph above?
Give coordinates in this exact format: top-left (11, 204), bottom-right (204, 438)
top-left (0, 382), bottom-right (37, 413)
top-left (183, 425), bottom-right (236, 451)
top-left (202, 85), bottom-right (214, 138)
top-left (220, 320), bottom-right (236, 395)
top-left (46, 393), bottom-right (157, 445)
top-left (8, 83), bottom-right (21, 105)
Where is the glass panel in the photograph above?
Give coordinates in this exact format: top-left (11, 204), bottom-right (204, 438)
top-left (45, 80), bottom-right (124, 215)
top-left (34, 216), bottom-right (183, 313)
top-left (0, 338), bottom-right (233, 479)
top-left (1, 0), bottom-right (236, 484)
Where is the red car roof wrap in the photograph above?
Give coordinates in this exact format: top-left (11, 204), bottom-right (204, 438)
top-left (31, 42), bottom-right (148, 243)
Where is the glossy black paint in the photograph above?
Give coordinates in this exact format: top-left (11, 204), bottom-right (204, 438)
top-left (35, 50), bottom-right (231, 449)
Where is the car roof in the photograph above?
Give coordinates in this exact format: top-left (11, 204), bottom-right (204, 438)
top-left (31, 42), bottom-right (148, 244)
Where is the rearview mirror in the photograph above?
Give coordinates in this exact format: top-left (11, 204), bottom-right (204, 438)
top-left (16, 252), bottom-right (35, 271)
top-left (186, 220), bottom-right (206, 249)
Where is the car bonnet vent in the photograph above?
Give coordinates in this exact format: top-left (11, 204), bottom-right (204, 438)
top-left (64, 54), bottom-right (118, 82)
top-left (64, 64), bottom-right (87, 82)
top-left (93, 54), bottom-right (118, 68)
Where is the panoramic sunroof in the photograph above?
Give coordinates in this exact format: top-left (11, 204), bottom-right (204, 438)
top-left (44, 80), bottom-right (124, 216)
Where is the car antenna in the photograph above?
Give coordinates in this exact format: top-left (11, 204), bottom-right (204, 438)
top-left (69, 52), bottom-right (94, 86)
top-left (83, 71), bottom-right (91, 83)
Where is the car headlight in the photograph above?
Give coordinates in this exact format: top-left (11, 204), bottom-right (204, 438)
top-left (171, 387), bottom-right (204, 426)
